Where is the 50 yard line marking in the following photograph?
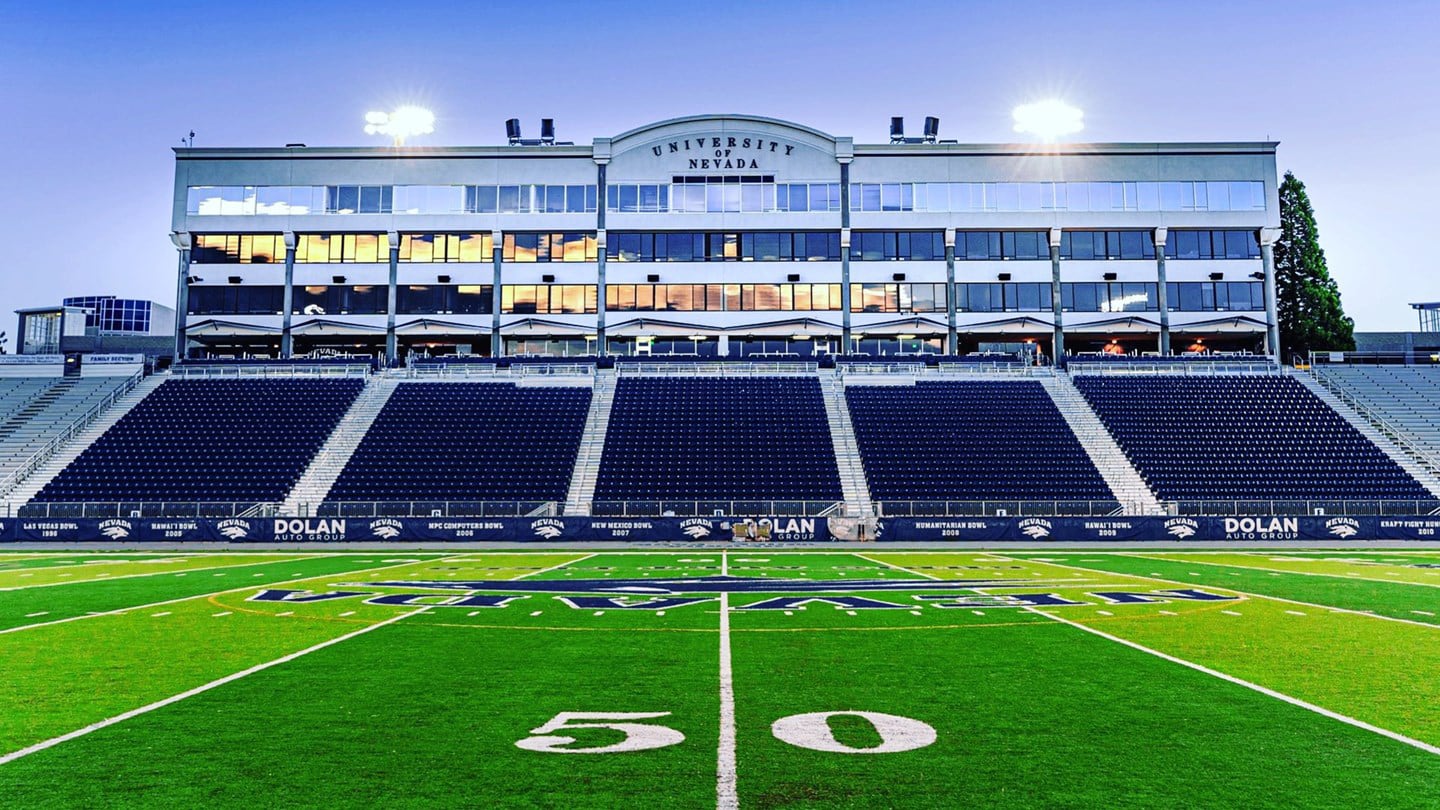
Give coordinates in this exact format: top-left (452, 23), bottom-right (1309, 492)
top-left (717, 549), bottom-right (738, 810)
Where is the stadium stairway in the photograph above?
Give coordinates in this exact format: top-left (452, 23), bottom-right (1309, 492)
top-left (1294, 371), bottom-right (1440, 498)
top-left (280, 376), bottom-right (401, 516)
top-left (563, 368), bottom-right (616, 516)
top-left (821, 369), bottom-right (874, 517)
top-left (1041, 374), bottom-right (1166, 515)
top-left (1, 375), bottom-right (167, 512)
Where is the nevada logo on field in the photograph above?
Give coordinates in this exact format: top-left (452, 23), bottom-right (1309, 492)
top-left (257, 574), bottom-right (1242, 612)
top-left (99, 519), bottom-right (133, 540)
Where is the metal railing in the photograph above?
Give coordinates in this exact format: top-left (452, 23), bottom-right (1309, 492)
top-left (616, 362), bottom-right (819, 377)
top-left (403, 363), bottom-right (595, 379)
top-left (589, 500), bottom-right (841, 517)
top-left (309, 500), bottom-right (559, 518)
top-left (1067, 360), bottom-right (1278, 376)
top-left (0, 370), bottom-right (144, 501)
top-left (1168, 500), bottom-right (1440, 516)
top-left (12, 501), bottom-right (279, 518)
top-left (173, 364), bottom-right (371, 379)
top-left (1308, 351), bottom-right (1440, 366)
top-left (875, 500), bottom-right (1127, 517)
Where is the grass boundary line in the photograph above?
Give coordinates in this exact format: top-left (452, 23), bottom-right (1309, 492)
top-left (0, 608), bottom-right (426, 766)
top-left (717, 549), bottom-right (738, 810)
top-left (514, 553), bottom-right (597, 579)
top-left (0, 554), bottom-right (466, 637)
top-left (0, 554), bottom-right (335, 592)
top-left (1025, 606), bottom-right (1440, 757)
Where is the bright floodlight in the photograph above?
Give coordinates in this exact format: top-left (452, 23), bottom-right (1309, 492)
top-left (364, 105), bottom-right (435, 146)
top-left (1012, 100), bottom-right (1084, 142)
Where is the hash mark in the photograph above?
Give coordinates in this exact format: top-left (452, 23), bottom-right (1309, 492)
top-left (593, 611), bottom-right (605, 616)
top-left (339, 611), bottom-right (355, 617)
top-left (1285, 610), bottom-right (1306, 616)
top-left (972, 610), bottom-right (986, 616)
top-left (277, 611), bottom-right (293, 617)
top-left (24, 612), bottom-right (47, 618)
top-left (152, 612), bottom-right (171, 617)
top-left (1412, 610), bottom-right (1435, 617)
top-left (1159, 610), bottom-right (1177, 616)
top-left (1221, 610), bottom-right (1242, 616)
top-left (1096, 610), bottom-right (1114, 616)
top-left (530, 611), bottom-right (543, 617)
top-left (212, 612), bottom-right (231, 617)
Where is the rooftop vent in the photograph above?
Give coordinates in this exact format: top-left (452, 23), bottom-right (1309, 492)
top-left (923, 116), bottom-right (939, 144)
top-left (505, 118), bottom-right (522, 145)
top-left (890, 116), bottom-right (905, 144)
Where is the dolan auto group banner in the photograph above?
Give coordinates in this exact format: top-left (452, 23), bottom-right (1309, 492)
top-left (3, 515), bottom-right (1440, 543)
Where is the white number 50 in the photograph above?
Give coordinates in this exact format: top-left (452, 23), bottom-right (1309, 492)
top-left (515, 712), bottom-right (686, 754)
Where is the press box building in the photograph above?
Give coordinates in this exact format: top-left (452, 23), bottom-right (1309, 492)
top-left (169, 114), bottom-right (1280, 363)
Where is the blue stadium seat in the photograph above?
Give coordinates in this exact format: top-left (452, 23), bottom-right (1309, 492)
top-left (1073, 375), bottom-right (1432, 501)
top-left (31, 378), bottom-right (363, 504)
top-left (594, 377), bottom-right (841, 504)
top-left (326, 382), bottom-right (590, 503)
top-left (846, 381), bottom-right (1111, 502)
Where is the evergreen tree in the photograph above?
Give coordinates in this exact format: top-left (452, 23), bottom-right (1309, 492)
top-left (1273, 171), bottom-right (1355, 357)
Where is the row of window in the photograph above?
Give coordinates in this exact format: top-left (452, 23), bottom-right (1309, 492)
top-left (185, 184), bottom-right (600, 216)
top-left (185, 179), bottom-right (1268, 216)
top-left (188, 281), bottom-right (1264, 316)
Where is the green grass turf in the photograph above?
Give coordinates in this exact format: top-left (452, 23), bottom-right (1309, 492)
top-left (0, 554), bottom-right (446, 632)
top-left (1136, 551), bottom-right (1440, 588)
top-left (0, 553), bottom-right (318, 588)
top-left (2, 550), bottom-right (1439, 807)
top-left (1014, 551), bottom-right (1440, 626)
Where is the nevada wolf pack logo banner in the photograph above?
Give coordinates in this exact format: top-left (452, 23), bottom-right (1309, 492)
top-left (2, 515), bottom-right (1434, 543)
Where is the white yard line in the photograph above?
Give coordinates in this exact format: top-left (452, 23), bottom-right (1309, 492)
top-left (851, 553), bottom-right (940, 579)
top-left (514, 553), bottom-right (597, 580)
top-left (0, 556), bottom-right (333, 592)
top-left (0, 554), bottom-right (471, 637)
top-left (1025, 606), bottom-right (1440, 757)
top-left (716, 550), bottom-right (738, 810)
top-left (1001, 554), bottom-right (1440, 632)
top-left (0, 608), bottom-right (426, 766)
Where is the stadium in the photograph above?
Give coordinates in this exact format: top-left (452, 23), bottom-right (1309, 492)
top-left (4, 111), bottom-right (1440, 806)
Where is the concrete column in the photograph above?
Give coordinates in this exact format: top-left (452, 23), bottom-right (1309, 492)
top-left (385, 231), bottom-right (399, 366)
top-left (490, 230), bottom-right (503, 357)
top-left (1049, 228), bottom-right (1065, 367)
top-left (1154, 227), bottom-right (1170, 356)
top-left (170, 232), bottom-right (192, 361)
top-left (595, 160), bottom-right (609, 356)
top-left (839, 161), bottom-right (852, 351)
top-left (594, 230), bottom-right (607, 356)
top-left (944, 228), bottom-right (957, 355)
top-left (1259, 227), bottom-right (1282, 362)
top-left (281, 231), bottom-right (296, 358)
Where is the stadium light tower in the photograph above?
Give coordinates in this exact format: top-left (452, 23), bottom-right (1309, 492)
top-left (364, 106), bottom-right (435, 146)
top-left (1012, 99), bottom-right (1084, 142)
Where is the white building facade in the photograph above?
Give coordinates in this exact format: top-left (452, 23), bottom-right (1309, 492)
top-left (170, 114), bottom-right (1280, 363)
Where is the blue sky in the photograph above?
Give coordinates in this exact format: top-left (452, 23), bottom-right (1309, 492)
top-left (2, 0), bottom-right (1436, 331)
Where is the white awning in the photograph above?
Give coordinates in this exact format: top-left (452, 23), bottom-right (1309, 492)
top-left (1170, 315), bottom-right (1270, 334)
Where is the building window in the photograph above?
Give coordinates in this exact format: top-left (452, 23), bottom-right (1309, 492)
top-left (606, 232), bottom-right (840, 262)
top-left (1061, 283), bottom-right (1159, 312)
top-left (954, 283), bottom-right (1053, 312)
top-left (188, 286), bottom-right (285, 316)
top-left (399, 234), bottom-right (494, 262)
top-left (1060, 231), bottom-right (1157, 260)
top-left (500, 285), bottom-right (598, 314)
top-left (295, 234), bottom-right (386, 263)
top-left (848, 232), bottom-right (945, 261)
top-left (604, 283), bottom-right (842, 311)
top-left (955, 231), bottom-right (1050, 261)
top-left (1165, 230), bottom-right (1261, 260)
top-left (292, 285), bottom-right (387, 315)
top-left (396, 284), bottom-right (493, 314)
top-left (846, 181), bottom-right (1266, 213)
top-left (848, 283), bottom-right (948, 313)
top-left (192, 234), bottom-right (286, 264)
top-left (501, 233), bottom-right (598, 262)
top-left (1166, 282), bottom-right (1264, 311)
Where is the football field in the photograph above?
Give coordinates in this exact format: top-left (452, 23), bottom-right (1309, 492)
top-left (2, 548), bottom-right (1440, 807)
